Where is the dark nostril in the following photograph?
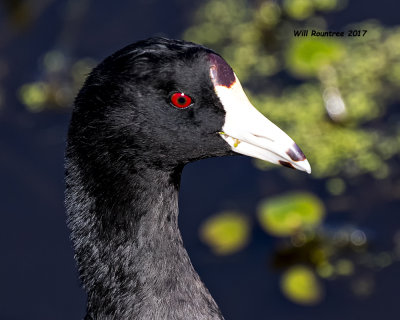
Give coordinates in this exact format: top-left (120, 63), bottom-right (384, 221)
top-left (286, 143), bottom-right (306, 162)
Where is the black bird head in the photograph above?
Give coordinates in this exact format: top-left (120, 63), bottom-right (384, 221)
top-left (69, 38), bottom-right (310, 173)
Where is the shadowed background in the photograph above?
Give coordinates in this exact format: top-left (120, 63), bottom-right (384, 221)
top-left (1, 0), bottom-right (400, 319)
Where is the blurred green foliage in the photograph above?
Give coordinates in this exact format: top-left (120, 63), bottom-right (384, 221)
top-left (184, 0), bottom-right (400, 178)
top-left (18, 50), bottom-right (96, 112)
top-left (200, 191), bottom-right (399, 305)
top-left (199, 211), bottom-right (250, 255)
top-left (189, 0), bottom-right (400, 305)
top-left (257, 192), bottom-right (325, 236)
top-left (280, 265), bottom-right (323, 305)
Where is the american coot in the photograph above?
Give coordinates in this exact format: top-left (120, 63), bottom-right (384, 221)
top-left (65, 37), bottom-right (310, 320)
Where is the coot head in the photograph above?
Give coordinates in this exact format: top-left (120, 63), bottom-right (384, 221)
top-left (69, 38), bottom-right (310, 173)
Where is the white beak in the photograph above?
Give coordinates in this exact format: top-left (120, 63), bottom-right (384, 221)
top-left (214, 74), bottom-right (311, 174)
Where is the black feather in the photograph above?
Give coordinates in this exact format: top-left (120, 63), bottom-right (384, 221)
top-left (65, 38), bottom-right (233, 319)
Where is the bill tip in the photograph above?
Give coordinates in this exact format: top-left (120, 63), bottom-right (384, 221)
top-left (301, 160), bottom-right (312, 174)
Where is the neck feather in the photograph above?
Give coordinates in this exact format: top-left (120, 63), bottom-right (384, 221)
top-left (65, 158), bottom-right (224, 320)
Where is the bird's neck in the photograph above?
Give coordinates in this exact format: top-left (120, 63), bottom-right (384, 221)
top-left (66, 162), bottom-right (223, 319)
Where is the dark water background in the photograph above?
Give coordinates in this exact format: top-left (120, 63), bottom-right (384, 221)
top-left (1, 0), bottom-right (399, 319)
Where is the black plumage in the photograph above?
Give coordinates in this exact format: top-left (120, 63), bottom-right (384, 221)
top-left (65, 38), bottom-right (233, 319)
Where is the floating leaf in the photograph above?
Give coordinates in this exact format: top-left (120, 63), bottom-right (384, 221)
top-left (316, 262), bottom-right (335, 278)
top-left (286, 37), bottom-right (345, 77)
top-left (281, 265), bottom-right (324, 305)
top-left (200, 211), bottom-right (250, 255)
top-left (18, 82), bottom-right (50, 112)
top-left (257, 192), bottom-right (325, 237)
top-left (257, 2), bottom-right (281, 28)
top-left (283, 0), bottom-right (314, 20)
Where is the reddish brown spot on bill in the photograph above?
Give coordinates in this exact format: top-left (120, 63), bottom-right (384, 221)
top-left (208, 53), bottom-right (236, 88)
top-left (279, 160), bottom-right (295, 169)
top-left (286, 144), bottom-right (306, 162)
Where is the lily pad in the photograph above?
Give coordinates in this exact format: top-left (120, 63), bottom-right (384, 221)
top-left (286, 37), bottom-right (345, 77)
top-left (281, 265), bottom-right (324, 305)
top-left (200, 211), bottom-right (250, 255)
top-left (257, 192), bottom-right (325, 236)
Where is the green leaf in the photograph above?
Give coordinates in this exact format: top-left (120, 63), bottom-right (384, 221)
top-left (257, 192), bottom-right (325, 236)
top-left (200, 211), bottom-right (250, 255)
top-left (286, 37), bottom-right (345, 77)
top-left (281, 265), bottom-right (324, 305)
top-left (283, 0), bottom-right (314, 20)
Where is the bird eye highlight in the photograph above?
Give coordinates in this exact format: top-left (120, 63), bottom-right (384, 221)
top-left (170, 92), bottom-right (192, 109)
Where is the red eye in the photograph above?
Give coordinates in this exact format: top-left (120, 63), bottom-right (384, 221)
top-left (170, 92), bottom-right (192, 109)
